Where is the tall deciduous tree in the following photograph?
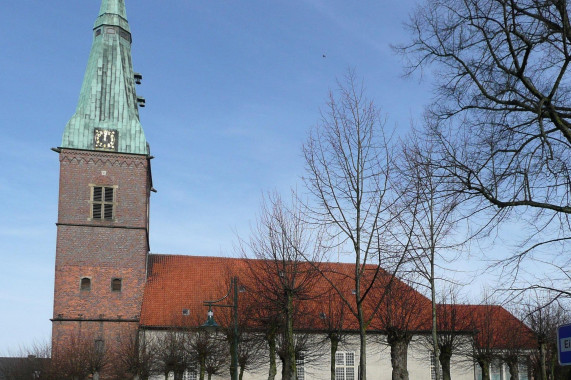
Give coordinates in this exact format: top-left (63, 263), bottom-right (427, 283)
top-left (398, 0), bottom-right (571, 301)
top-left (398, 129), bottom-right (461, 380)
top-left (421, 288), bottom-right (473, 380)
top-left (238, 192), bottom-right (324, 380)
top-left (303, 69), bottom-right (403, 380)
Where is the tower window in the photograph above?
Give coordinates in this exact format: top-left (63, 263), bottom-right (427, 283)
top-left (90, 186), bottom-right (116, 220)
top-left (111, 278), bottom-right (122, 292)
top-left (80, 277), bottom-right (91, 291)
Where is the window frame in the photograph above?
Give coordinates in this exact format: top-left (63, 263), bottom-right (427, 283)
top-left (335, 351), bottom-right (356, 380)
top-left (296, 355), bottom-right (305, 380)
top-left (80, 277), bottom-right (92, 292)
top-left (89, 185), bottom-right (117, 221)
top-left (111, 278), bottom-right (122, 292)
top-left (430, 351), bottom-right (441, 380)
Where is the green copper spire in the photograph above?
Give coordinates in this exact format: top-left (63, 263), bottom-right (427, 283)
top-left (95, 0), bottom-right (129, 31)
top-left (62, 0), bottom-right (148, 155)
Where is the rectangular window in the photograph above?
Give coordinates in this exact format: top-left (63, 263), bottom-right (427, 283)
top-left (335, 352), bottom-right (355, 380)
top-left (296, 355), bottom-right (305, 380)
top-left (91, 186), bottom-right (116, 220)
top-left (80, 277), bottom-right (91, 291)
top-left (111, 278), bottom-right (122, 292)
top-left (518, 363), bottom-right (529, 380)
top-left (183, 370), bottom-right (197, 380)
top-left (491, 360), bottom-right (503, 380)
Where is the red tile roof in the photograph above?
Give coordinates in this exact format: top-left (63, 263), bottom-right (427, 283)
top-left (439, 304), bottom-right (537, 350)
top-left (140, 254), bottom-right (536, 350)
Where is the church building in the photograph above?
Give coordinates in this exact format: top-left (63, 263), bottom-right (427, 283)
top-left (51, 1), bottom-right (536, 379)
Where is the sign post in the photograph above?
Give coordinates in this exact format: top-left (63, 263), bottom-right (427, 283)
top-left (557, 323), bottom-right (571, 366)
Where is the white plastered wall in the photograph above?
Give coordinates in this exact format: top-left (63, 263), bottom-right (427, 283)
top-left (144, 330), bottom-right (476, 380)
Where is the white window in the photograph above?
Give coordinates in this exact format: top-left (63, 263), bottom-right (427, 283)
top-left (518, 363), bottom-right (528, 380)
top-left (430, 351), bottom-right (441, 380)
top-left (335, 351), bottom-right (355, 380)
top-left (476, 364), bottom-right (482, 380)
top-left (491, 360), bottom-right (504, 380)
top-left (183, 370), bottom-right (197, 380)
top-left (297, 355), bottom-right (305, 380)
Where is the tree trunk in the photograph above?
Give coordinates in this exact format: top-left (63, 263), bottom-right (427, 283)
top-left (267, 330), bottom-right (277, 380)
top-left (438, 346), bottom-right (452, 380)
top-left (283, 291), bottom-right (296, 380)
top-left (355, 240), bottom-right (366, 380)
top-left (239, 365), bottom-right (245, 380)
top-left (199, 357), bottom-right (206, 380)
top-left (175, 371), bottom-right (184, 380)
top-left (477, 359), bottom-right (490, 380)
top-left (388, 333), bottom-right (410, 380)
top-left (506, 359), bottom-right (519, 380)
top-left (430, 235), bottom-right (440, 380)
top-left (539, 342), bottom-right (547, 380)
top-left (330, 337), bottom-right (339, 380)
top-left (359, 320), bottom-right (367, 380)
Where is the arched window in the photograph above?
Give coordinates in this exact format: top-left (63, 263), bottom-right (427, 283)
top-left (80, 277), bottom-right (91, 291)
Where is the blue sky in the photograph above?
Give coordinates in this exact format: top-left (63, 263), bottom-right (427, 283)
top-left (0, 0), bottom-right (454, 352)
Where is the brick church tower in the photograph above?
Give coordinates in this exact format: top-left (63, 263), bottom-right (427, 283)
top-left (52, 0), bottom-right (151, 355)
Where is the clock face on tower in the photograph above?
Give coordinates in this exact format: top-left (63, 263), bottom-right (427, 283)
top-left (94, 129), bottom-right (118, 151)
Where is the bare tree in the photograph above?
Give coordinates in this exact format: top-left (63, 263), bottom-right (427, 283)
top-left (108, 331), bottom-right (158, 380)
top-left (210, 278), bottom-right (267, 380)
top-left (238, 192), bottom-right (324, 380)
top-left (428, 288), bottom-right (474, 380)
top-left (455, 299), bottom-right (530, 380)
top-left (303, 69), bottom-right (405, 380)
top-left (373, 276), bottom-right (431, 380)
top-left (236, 332), bottom-right (267, 380)
top-left (398, 128), bottom-right (462, 380)
top-left (315, 286), bottom-right (350, 380)
top-left (496, 314), bottom-right (535, 380)
top-left (154, 330), bottom-right (192, 380)
top-left (188, 330), bottom-right (227, 380)
top-left (49, 332), bottom-right (109, 380)
top-left (398, 0), bottom-right (571, 300)
top-left (0, 343), bottom-right (51, 380)
top-left (524, 296), bottom-right (569, 380)
top-left (465, 303), bottom-right (498, 380)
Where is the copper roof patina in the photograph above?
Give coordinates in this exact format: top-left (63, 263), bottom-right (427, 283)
top-left (61, 0), bottom-right (148, 155)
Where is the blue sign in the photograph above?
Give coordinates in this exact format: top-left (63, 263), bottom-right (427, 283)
top-left (558, 323), bottom-right (571, 366)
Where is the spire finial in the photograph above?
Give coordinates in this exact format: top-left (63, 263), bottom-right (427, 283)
top-left (61, 0), bottom-right (148, 155)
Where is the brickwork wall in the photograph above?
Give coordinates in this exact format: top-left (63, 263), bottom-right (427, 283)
top-left (57, 149), bottom-right (150, 228)
top-left (52, 320), bottom-right (139, 349)
top-left (52, 149), bottom-right (151, 364)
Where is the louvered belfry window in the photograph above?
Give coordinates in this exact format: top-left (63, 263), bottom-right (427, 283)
top-left (91, 186), bottom-right (116, 220)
